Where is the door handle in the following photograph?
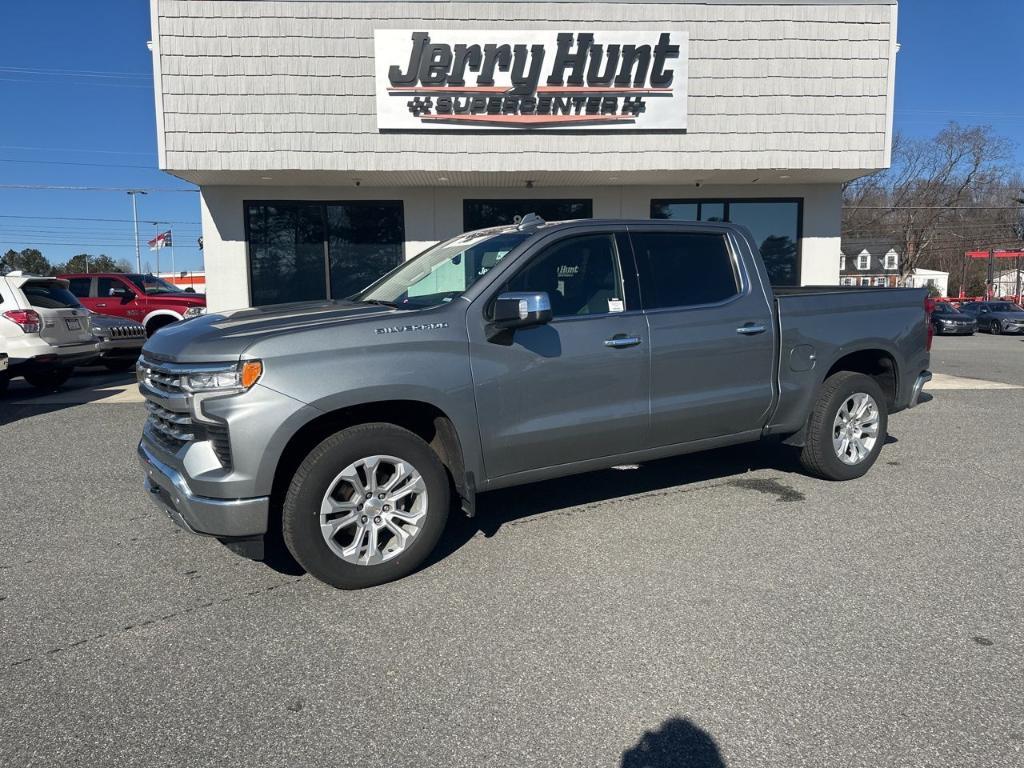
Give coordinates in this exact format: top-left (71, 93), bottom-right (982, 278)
top-left (736, 323), bottom-right (767, 335)
top-left (605, 334), bottom-right (642, 349)
top-left (96, 303), bottom-right (108, 308)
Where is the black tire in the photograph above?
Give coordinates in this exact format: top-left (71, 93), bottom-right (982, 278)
top-left (23, 368), bottom-right (73, 391)
top-left (990, 322), bottom-right (1001, 335)
top-left (0, 372), bottom-right (9, 395)
top-left (282, 423), bottom-right (450, 589)
top-left (146, 317), bottom-right (177, 337)
top-left (103, 357), bottom-right (139, 372)
top-left (799, 371), bottom-right (888, 481)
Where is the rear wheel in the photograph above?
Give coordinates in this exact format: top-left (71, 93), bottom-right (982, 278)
top-left (23, 368), bottom-right (73, 391)
top-left (800, 371), bottom-right (888, 481)
top-left (282, 423), bottom-right (450, 589)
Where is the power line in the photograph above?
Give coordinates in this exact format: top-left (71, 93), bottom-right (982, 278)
top-left (0, 184), bottom-right (196, 193)
top-left (0, 145), bottom-right (153, 156)
top-left (0, 157), bottom-right (156, 170)
top-left (847, 205), bottom-right (1021, 211)
top-left (0, 65), bottom-right (150, 79)
top-left (0, 77), bottom-right (153, 89)
top-left (0, 214), bottom-right (199, 225)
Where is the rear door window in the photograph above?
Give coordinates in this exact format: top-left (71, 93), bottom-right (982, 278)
top-left (67, 277), bottom-right (92, 298)
top-left (630, 231), bottom-right (740, 310)
top-left (21, 281), bottom-right (82, 309)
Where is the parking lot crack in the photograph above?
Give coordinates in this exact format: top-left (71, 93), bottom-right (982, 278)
top-left (4, 576), bottom-right (305, 670)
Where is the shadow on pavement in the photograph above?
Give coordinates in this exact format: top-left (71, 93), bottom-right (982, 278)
top-left (0, 368), bottom-right (138, 426)
top-left (620, 717), bottom-right (726, 768)
top-left (427, 437), bottom-right (813, 568)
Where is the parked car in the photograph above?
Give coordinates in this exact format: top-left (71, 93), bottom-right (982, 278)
top-left (930, 301), bottom-right (977, 336)
top-left (87, 313), bottom-right (147, 371)
top-left (0, 272), bottom-right (97, 392)
top-left (60, 272), bottom-right (206, 337)
top-left (959, 301), bottom-right (1024, 335)
top-left (137, 217), bottom-right (932, 590)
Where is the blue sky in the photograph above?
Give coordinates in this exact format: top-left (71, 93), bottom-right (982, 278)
top-left (0, 0), bottom-right (1021, 274)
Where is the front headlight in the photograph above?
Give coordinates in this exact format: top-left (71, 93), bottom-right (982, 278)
top-left (137, 359), bottom-right (263, 393)
top-left (183, 306), bottom-right (206, 319)
top-left (184, 360), bottom-right (263, 392)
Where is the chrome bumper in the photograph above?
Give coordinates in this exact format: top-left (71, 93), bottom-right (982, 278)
top-left (908, 370), bottom-right (932, 409)
top-left (138, 441), bottom-right (268, 538)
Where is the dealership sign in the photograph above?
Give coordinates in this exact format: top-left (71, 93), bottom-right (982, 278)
top-left (374, 30), bottom-right (688, 131)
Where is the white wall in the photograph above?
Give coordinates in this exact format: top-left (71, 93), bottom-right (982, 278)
top-left (201, 181), bottom-right (840, 311)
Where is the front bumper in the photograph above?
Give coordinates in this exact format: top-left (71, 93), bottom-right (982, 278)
top-left (907, 370), bottom-right (932, 409)
top-left (7, 348), bottom-right (98, 375)
top-left (96, 337), bottom-right (145, 360)
top-left (138, 441), bottom-right (269, 538)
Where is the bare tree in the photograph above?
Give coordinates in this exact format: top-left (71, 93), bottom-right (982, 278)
top-left (844, 124), bottom-right (1016, 290)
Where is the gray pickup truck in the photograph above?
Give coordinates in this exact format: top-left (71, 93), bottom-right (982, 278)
top-left (138, 217), bottom-right (932, 589)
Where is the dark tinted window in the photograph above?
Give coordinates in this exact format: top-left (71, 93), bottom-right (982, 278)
top-left (464, 199), bottom-right (592, 230)
top-left (631, 232), bottom-right (739, 309)
top-left (503, 234), bottom-right (623, 318)
top-left (651, 199), bottom-right (801, 286)
top-left (327, 202), bottom-right (405, 299)
top-left (67, 277), bottom-right (92, 298)
top-left (98, 277), bottom-right (126, 298)
top-left (22, 281), bottom-right (82, 309)
top-left (246, 201), bottom-right (404, 306)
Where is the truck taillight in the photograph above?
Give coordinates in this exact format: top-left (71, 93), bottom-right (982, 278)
top-left (924, 297), bottom-right (934, 351)
top-left (2, 309), bottom-right (42, 334)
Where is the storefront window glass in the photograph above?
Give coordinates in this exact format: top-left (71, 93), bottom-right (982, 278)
top-left (650, 198), bottom-right (802, 286)
top-left (464, 199), bottom-right (593, 230)
top-left (246, 201), bottom-right (404, 306)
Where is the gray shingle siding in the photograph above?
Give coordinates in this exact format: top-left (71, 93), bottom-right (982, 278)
top-left (151, 0), bottom-right (897, 175)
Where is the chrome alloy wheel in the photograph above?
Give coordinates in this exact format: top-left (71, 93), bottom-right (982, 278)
top-left (832, 392), bottom-right (880, 466)
top-left (319, 455), bottom-right (428, 565)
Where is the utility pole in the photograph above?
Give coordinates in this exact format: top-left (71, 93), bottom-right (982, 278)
top-left (127, 190), bottom-right (147, 273)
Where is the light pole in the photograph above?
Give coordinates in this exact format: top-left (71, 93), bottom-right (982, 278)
top-left (127, 190), bottom-right (147, 272)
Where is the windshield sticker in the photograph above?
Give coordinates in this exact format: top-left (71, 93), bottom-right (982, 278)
top-left (608, 298), bottom-right (624, 313)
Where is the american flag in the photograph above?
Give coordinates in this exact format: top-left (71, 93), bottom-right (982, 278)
top-left (147, 230), bottom-right (172, 250)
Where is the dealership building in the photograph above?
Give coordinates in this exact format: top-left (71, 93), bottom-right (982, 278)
top-left (148, 0), bottom-right (899, 311)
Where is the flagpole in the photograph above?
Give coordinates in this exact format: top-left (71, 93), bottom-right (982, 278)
top-left (170, 227), bottom-right (175, 275)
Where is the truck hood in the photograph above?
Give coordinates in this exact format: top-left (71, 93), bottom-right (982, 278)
top-left (140, 300), bottom-right (402, 363)
top-left (147, 292), bottom-right (206, 307)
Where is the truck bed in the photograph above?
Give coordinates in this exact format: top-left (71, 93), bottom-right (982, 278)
top-left (766, 285), bottom-right (930, 438)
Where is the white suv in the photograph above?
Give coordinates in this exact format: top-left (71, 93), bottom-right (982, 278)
top-left (0, 272), bottom-right (97, 393)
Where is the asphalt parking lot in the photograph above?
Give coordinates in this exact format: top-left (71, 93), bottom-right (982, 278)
top-left (1, 336), bottom-right (1022, 768)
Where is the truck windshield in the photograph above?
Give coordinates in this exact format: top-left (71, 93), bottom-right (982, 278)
top-left (355, 230), bottom-right (532, 309)
top-left (128, 274), bottom-right (184, 295)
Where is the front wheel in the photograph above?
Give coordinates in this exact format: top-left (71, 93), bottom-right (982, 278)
top-left (282, 423), bottom-right (450, 589)
top-left (23, 368), bottom-right (73, 391)
top-left (990, 322), bottom-right (1001, 335)
top-left (800, 371), bottom-right (888, 481)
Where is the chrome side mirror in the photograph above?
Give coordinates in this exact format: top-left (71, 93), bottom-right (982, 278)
top-left (492, 292), bottom-right (553, 329)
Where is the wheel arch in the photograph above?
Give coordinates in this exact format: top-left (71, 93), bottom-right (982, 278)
top-left (143, 309), bottom-right (183, 335)
top-left (781, 345), bottom-right (899, 448)
top-left (268, 399), bottom-right (473, 529)
top-left (823, 347), bottom-right (900, 409)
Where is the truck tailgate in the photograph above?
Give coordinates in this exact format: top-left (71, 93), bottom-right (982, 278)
top-left (767, 287), bottom-right (931, 436)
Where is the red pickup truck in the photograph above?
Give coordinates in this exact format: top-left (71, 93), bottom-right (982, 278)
top-left (61, 272), bottom-right (206, 337)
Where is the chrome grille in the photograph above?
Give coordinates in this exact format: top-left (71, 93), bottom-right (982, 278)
top-left (138, 358), bottom-right (187, 397)
top-left (109, 325), bottom-right (145, 339)
top-left (145, 400), bottom-right (195, 449)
